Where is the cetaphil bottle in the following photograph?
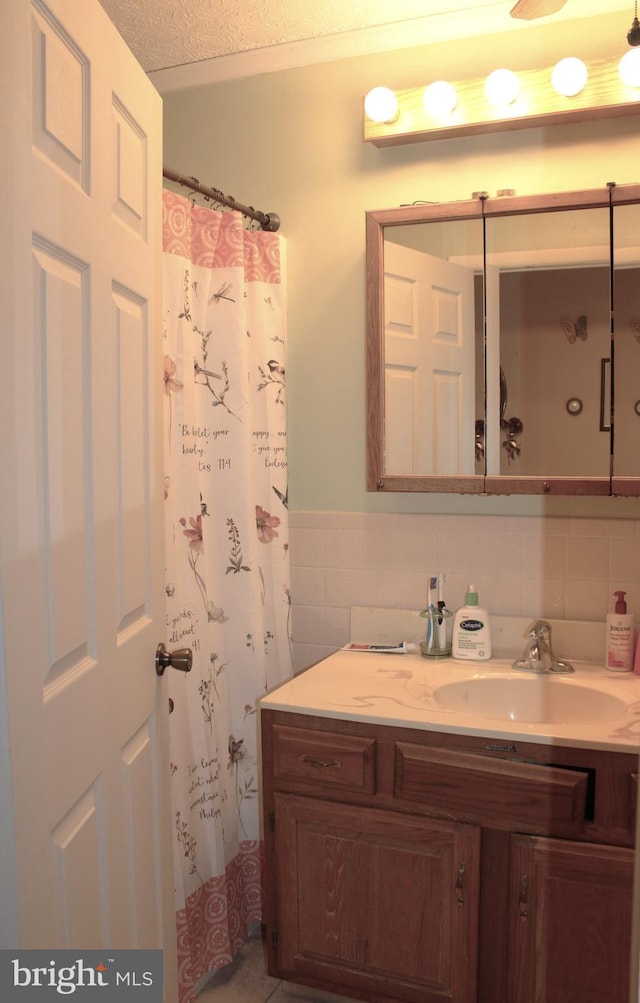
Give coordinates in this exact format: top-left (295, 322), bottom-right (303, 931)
top-left (452, 585), bottom-right (492, 660)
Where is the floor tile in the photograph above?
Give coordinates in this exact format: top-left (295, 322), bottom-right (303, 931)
top-left (194, 934), bottom-right (361, 1003)
top-left (195, 937), bottom-right (279, 1003)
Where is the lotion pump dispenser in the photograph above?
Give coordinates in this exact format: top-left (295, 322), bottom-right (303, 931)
top-left (452, 585), bottom-right (492, 661)
top-left (606, 590), bottom-right (634, 672)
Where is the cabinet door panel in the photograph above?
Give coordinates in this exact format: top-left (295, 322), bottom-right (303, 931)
top-left (508, 834), bottom-right (634, 1003)
top-left (275, 793), bottom-right (480, 1003)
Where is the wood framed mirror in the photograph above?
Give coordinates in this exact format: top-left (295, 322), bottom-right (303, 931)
top-left (366, 183), bottom-right (640, 495)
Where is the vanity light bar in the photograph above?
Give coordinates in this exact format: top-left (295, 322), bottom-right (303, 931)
top-left (364, 55), bottom-right (640, 147)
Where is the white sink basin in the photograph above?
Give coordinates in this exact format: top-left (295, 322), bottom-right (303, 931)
top-left (432, 675), bottom-right (628, 724)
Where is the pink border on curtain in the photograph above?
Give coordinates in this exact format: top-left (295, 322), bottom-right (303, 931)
top-left (175, 840), bottom-right (263, 1003)
top-left (162, 190), bottom-right (281, 283)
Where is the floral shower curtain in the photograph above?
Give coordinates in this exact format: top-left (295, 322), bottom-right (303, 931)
top-left (162, 190), bottom-right (292, 1003)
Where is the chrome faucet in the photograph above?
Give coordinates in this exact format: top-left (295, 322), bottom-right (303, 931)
top-left (512, 620), bottom-right (574, 674)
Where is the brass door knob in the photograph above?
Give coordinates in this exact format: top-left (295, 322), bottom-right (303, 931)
top-left (155, 643), bottom-right (193, 676)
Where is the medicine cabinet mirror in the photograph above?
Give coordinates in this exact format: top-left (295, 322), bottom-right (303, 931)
top-left (366, 184), bottom-right (640, 495)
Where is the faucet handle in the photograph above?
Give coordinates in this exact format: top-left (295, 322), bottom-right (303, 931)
top-left (531, 619), bottom-right (551, 639)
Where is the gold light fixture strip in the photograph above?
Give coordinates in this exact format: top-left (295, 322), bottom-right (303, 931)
top-left (364, 57), bottom-right (640, 147)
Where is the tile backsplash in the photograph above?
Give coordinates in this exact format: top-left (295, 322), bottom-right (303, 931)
top-left (289, 510), bottom-right (640, 673)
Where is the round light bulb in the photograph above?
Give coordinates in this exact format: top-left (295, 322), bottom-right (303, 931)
top-left (551, 57), bottom-right (588, 97)
top-left (423, 80), bottom-right (457, 118)
top-left (484, 68), bottom-right (520, 108)
top-left (364, 87), bottom-right (399, 124)
top-left (619, 48), bottom-right (640, 87)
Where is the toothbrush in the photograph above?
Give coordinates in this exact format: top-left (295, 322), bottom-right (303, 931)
top-left (437, 573), bottom-right (447, 649)
top-left (426, 576), bottom-right (437, 648)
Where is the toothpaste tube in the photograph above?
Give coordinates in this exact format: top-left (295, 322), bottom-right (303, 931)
top-left (344, 642), bottom-right (416, 654)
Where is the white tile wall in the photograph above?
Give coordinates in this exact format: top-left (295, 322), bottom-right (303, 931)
top-left (289, 510), bottom-right (640, 673)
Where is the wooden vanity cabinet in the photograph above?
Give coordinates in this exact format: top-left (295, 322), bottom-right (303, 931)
top-left (260, 710), bottom-right (637, 1003)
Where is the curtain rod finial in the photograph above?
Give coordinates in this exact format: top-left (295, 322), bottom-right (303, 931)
top-left (263, 212), bottom-right (280, 233)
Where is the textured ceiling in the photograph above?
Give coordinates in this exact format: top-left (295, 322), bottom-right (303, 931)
top-left (99, 0), bottom-right (629, 74)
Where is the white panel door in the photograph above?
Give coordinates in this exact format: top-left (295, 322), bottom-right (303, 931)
top-left (0, 0), bottom-right (176, 996)
top-left (384, 241), bottom-right (476, 475)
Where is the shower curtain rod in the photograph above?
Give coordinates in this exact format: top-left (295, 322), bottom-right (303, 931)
top-left (162, 166), bottom-right (281, 232)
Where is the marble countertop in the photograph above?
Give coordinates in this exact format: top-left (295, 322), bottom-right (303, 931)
top-left (260, 648), bottom-right (640, 753)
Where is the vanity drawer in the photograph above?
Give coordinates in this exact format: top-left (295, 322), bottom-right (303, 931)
top-left (272, 724), bottom-right (376, 794)
top-left (395, 743), bottom-right (589, 832)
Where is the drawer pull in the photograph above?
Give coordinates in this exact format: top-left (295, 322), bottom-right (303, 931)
top-left (455, 863), bottom-right (465, 907)
top-left (300, 754), bottom-right (342, 769)
top-left (519, 875), bottom-right (529, 920)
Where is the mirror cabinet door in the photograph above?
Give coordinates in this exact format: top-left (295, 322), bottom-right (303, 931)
top-left (484, 204), bottom-right (612, 494)
top-left (611, 198), bottom-right (640, 494)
